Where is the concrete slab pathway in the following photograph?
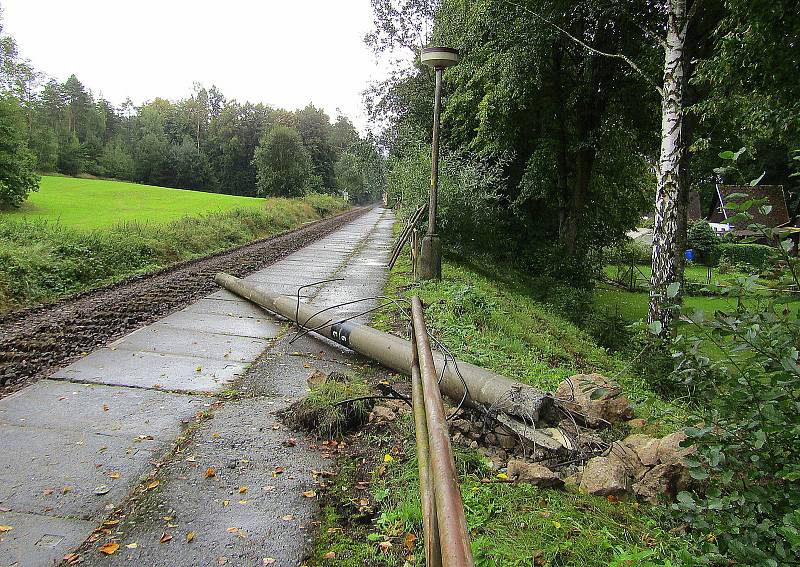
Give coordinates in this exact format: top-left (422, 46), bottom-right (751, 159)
top-left (0, 207), bottom-right (394, 566)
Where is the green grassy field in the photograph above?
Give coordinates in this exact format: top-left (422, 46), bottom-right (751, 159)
top-left (0, 177), bottom-right (348, 312)
top-left (3, 176), bottom-right (266, 229)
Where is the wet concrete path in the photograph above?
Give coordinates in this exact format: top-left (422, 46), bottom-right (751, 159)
top-left (0, 207), bottom-right (394, 566)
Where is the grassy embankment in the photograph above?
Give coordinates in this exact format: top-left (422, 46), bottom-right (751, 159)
top-left (0, 176), bottom-right (347, 313)
top-left (306, 247), bottom-right (694, 566)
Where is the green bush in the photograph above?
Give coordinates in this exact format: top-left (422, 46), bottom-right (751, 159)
top-left (709, 242), bottom-right (778, 270)
top-left (687, 220), bottom-right (719, 263)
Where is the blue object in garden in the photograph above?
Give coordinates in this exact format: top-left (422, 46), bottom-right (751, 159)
top-left (685, 249), bottom-right (695, 261)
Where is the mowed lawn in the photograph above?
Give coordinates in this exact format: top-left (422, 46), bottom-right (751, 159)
top-left (3, 176), bottom-right (266, 230)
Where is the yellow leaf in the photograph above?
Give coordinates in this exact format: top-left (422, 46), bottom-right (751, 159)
top-left (383, 454), bottom-right (393, 463)
top-left (205, 467), bottom-right (216, 478)
top-left (497, 472), bottom-right (509, 480)
top-left (186, 531), bottom-right (195, 543)
top-left (302, 490), bottom-right (316, 498)
top-left (126, 543), bottom-right (138, 549)
top-left (108, 472), bottom-right (121, 480)
top-left (552, 521), bottom-right (561, 529)
top-left (238, 500), bottom-right (248, 505)
top-left (0, 525), bottom-right (13, 533)
top-left (98, 542), bottom-right (120, 555)
top-left (146, 480), bottom-right (160, 490)
top-left (222, 500), bottom-right (230, 507)
top-left (238, 486), bottom-right (248, 494)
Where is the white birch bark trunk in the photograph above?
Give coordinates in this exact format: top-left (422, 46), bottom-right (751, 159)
top-left (649, 0), bottom-right (687, 329)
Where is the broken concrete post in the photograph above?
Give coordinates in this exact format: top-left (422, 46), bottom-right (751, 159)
top-left (214, 273), bottom-right (554, 423)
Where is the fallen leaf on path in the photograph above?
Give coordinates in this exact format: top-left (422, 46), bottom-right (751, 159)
top-left (146, 480), bottom-right (160, 490)
top-left (94, 485), bottom-right (111, 495)
top-left (102, 520), bottom-right (120, 527)
top-left (205, 467), bottom-right (216, 478)
top-left (186, 531), bottom-right (195, 543)
top-left (263, 559), bottom-right (276, 565)
top-left (125, 543), bottom-right (138, 549)
top-left (273, 467), bottom-right (285, 476)
top-left (218, 558), bottom-right (228, 565)
top-left (226, 527), bottom-right (239, 533)
top-left (63, 553), bottom-right (81, 564)
top-left (62, 486), bottom-right (74, 494)
top-left (281, 514), bottom-right (294, 521)
top-left (108, 472), bottom-right (120, 480)
top-left (222, 500), bottom-right (230, 507)
top-left (211, 433), bottom-right (221, 439)
top-left (283, 438), bottom-right (297, 447)
top-left (404, 533), bottom-right (417, 551)
top-left (238, 486), bottom-right (248, 494)
top-left (98, 542), bottom-right (119, 555)
top-left (160, 532), bottom-right (172, 543)
top-left (302, 490), bottom-right (316, 498)
top-left (102, 404), bottom-right (109, 412)
top-left (0, 525), bottom-right (13, 533)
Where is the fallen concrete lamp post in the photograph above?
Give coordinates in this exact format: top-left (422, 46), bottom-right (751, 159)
top-left (214, 273), bottom-right (554, 426)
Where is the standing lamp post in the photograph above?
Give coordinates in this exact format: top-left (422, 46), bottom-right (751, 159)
top-left (417, 46), bottom-right (459, 280)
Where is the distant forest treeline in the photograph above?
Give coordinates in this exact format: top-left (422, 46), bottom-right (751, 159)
top-left (0, 12), bottom-right (384, 203)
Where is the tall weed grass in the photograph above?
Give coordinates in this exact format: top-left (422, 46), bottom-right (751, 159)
top-left (0, 194), bottom-right (346, 312)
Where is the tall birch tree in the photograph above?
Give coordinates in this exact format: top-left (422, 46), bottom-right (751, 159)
top-left (648, 0), bottom-right (688, 329)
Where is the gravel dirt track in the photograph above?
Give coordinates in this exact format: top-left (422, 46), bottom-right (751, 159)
top-left (0, 206), bottom-right (371, 398)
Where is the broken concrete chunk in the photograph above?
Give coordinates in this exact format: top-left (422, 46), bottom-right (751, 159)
top-left (632, 463), bottom-right (686, 504)
top-left (555, 374), bottom-right (634, 428)
top-left (622, 434), bottom-right (661, 467)
top-left (579, 456), bottom-right (632, 497)
top-left (507, 460), bottom-right (564, 488)
top-left (656, 431), bottom-right (695, 465)
top-left (369, 406), bottom-right (396, 423)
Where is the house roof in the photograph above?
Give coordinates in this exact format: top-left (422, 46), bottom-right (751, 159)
top-left (707, 185), bottom-right (789, 230)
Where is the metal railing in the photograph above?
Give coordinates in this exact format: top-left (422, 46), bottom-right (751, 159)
top-left (410, 296), bottom-right (474, 567)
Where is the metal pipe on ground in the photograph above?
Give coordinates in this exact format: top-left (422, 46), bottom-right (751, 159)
top-left (411, 323), bottom-right (442, 567)
top-left (411, 297), bottom-right (474, 566)
top-left (214, 272), bottom-right (553, 423)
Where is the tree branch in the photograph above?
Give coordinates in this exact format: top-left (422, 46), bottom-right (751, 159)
top-left (500, 0), bottom-right (664, 97)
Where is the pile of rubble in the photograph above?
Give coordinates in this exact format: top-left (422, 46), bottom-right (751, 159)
top-left (372, 372), bottom-right (695, 504)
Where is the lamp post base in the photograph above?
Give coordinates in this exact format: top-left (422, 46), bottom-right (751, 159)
top-left (417, 235), bottom-right (442, 280)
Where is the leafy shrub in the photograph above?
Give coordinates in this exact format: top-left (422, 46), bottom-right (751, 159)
top-left (670, 217), bottom-right (800, 563)
top-left (303, 192), bottom-right (348, 216)
top-left (386, 144), bottom-right (507, 252)
top-left (605, 240), bottom-right (652, 265)
top-left (687, 220), bottom-right (719, 263)
top-left (710, 242), bottom-right (778, 270)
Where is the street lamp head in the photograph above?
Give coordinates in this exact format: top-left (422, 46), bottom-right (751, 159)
top-left (420, 46), bottom-right (459, 69)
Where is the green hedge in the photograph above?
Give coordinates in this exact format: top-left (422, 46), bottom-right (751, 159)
top-left (709, 242), bottom-right (778, 270)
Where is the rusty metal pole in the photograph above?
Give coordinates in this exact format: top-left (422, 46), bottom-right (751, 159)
top-left (411, 324), bottom-right (442, 567)
top-left (411, 297), bottom-right (474, 567)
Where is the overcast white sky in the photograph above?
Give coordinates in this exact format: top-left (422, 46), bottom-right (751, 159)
top-left (2, 0), bottom-right (395, 132)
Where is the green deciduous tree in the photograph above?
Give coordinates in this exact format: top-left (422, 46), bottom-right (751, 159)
top-left (0, 96), bottom-right (39, 209)
top-left (252, 124), bottom-right (312, 197)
